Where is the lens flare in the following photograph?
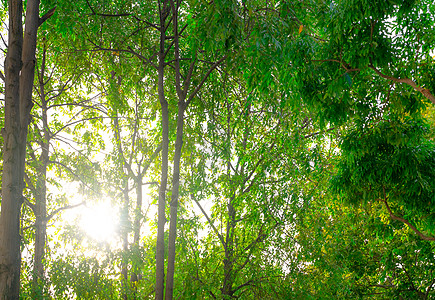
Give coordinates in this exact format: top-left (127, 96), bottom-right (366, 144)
top-left (80, 201), bottom-right (117, 242)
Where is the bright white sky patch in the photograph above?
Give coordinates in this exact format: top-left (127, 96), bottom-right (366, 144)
top-left (80, 201), bottom-right (118, 242)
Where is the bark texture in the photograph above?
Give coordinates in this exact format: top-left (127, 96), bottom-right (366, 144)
top-left (164, 102), bottom-right (185, 300)
top-left (0, 0), bottom-right (40, 298)
top-left (31, 45), bottom-right (50, 298)
top-left (155, 2), bottom-right (169, 298)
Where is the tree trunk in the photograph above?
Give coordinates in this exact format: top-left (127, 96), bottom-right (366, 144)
top-left (0, 0), bottom-right (24, 297)
top-left (222, 103), bottom-right (235, 299)
top-left (222, 199), bottom-right (236, 299)
top-left (0, 0), bottom-right (40, 298)
top-left (155, 2), bottom-right (169, 298)
top-left (32, 44), bottom-right (49, 298)
top-left (32, 165), bottom-right (47, 298)
top-left (164, 1), bottom-right (187, 297)
top-left (164, 102), bottom-right (185, 300)
top-left (121, 181), bottom-right (130, 300)
top-left (131, 173), bottom-right (143, 299)
top-left (133, 174), bottom-right (143, 247)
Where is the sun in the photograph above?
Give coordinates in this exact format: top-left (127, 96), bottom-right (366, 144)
top-left (80, 201), bottom-right (118, 242)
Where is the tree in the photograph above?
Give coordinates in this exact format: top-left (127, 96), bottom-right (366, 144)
top-left (318, 1), bottom-right (435, 240)
top-left (286, 0), bottom-right (435, 120)
top-left (102, 71), bottom-right (161, 298)
top-left (23, 35), bottom-right (103, 297)
top-left (177, 55), bottom-right (329, 297)
top-left (0, 1), bottom-right (54, 297)
top-left (276, 0), bottom-right (435, 297)
top-left (332, 117), bottom-right (435, 241)
top-left (59, 1), bottom-right (232, 298)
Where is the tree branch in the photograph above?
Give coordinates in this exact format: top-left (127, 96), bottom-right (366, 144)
top-left (186, 55), bottom-right (227, 106)
top-left (312, 59), bottom-right (435, 105)
top-left (382, 195), bottom-right (435, 241)
top-left (50, 116), bottom-right (106, 139)
top-left (369, 64), bottom-right (435, 105)
top-left (38, 7), bottom-right (56, 27)
top-left (312, 59), bottom-right (360, 72)
top-left (140, 144), bottom-right (163, 178)
top-left (425, 278), bottom-right (435, 299)
top-left (85, 0), bottom-right (130, 17)
top-left (23, 197), bottom-right (36, 213)
top-left (24, 171), bottom-right (37, 195)
top-left (48, 160), bottom-right (99, 194)
top-left (46, 202), bottom-right (85, 222)
top-left (232, 279), bottom-right (253, 294)
top-left (191, 193), bottom-right (226, 249)
top-left (86, 38), bottom-right (158, 69)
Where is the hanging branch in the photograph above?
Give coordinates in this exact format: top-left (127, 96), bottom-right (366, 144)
top-left (23, 197), bottom-right (36, 213)
top-left (369, 64), bottom-right (435, 105)
top-left (312, 58), bottom-right (435, 105)
top-left (382, 189), bottom-right (435, 241)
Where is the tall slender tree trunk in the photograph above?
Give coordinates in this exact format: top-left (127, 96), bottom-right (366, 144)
top-left (164, 102), bottom-right (185, 300)
top-left (121, 181), bottom-right (130, 300)
top-left (131, 173), bottom-right (143, 298)
top-left (32, 45), bottom-right (50, 298)
top-left (0, 1), bottom-right (24, 297)
top-left (31, 122), bottom-right (49, 298)
top-left (222, 198), bottom-right (236, 298)
top-left (0, 0), bottom-right (40, 298)
top-left (133, 173), bottom-right (143, 248)
top-left (32, 157), bottom-right (48, 298)
top-left (155, 0), bottom-right (223, 297)
top-left (155, 2), bottom-right (169, 298)
top-left (222, 101), bottom-right (235, 298)
top-left (164, 1), bottom-right (187, 297)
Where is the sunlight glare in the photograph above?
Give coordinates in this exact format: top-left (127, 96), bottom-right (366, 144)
top-left (80, 201), bottom-right (117, 242)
